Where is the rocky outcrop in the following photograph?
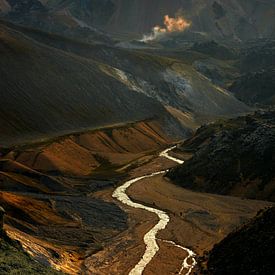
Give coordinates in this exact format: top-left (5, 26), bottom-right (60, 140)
top-left (167, 110), bottom-right (275, 202)
top-left (198, 206), bottom-right (275, 275)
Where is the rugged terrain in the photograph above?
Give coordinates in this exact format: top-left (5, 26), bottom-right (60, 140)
top-left (229, 40), bottom-right (275, 106)
top-left (0, 1), bottom-right (274, 274)
top-left (230, 69), bottom-right (275, 106)
top-left (198, 206), bottom-right (275, 275)
top-left (0, 20), bottom-right (251, 148)
top-left (83, 151), bottom-right (271, 275)
top-left (0, 217), bottom-right (60, 275)
top-left (167, 110), bottom-right (275, 274)
top-left (0, 21), bottom-right (183, 147)
top-left (0, 120), bottom-right (174, 273)
top-left (1, 120), bottom-right (272, 274)
top-left (1, 0), bottom-right (275, 41)
top-left (167, 110), bottom-right (275, 202)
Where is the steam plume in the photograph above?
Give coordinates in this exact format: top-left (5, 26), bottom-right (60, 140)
top-left (141, 14), bottom-right (191, 42)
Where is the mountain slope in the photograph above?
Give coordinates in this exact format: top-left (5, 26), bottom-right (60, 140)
top-left (0, 0), bottom-right (113, 44)
top-left (0, 232), bottom-right (61, 275)
top-left (105, 0), bottom-right (275, 41)
top-left (0, 22), bottom-right (184, 147)
top-left (200, 206), bottom-right (275, 275)
top-left (230, 69), bottom-right (275, 106)
top-left (229, 41), bottom-right (275, 106)
top-left (0, 21), bottom-right (251, 147)
top-left (167, 110), bottom-right (275, 202)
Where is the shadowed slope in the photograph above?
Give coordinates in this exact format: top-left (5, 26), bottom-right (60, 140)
top-left (167, 110), bottom-right (275, 202)
top-left (200, 207), bottom-right (275, 275)
top-left (0, 22), bottom-right (183, 147)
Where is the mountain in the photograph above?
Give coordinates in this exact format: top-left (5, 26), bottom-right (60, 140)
top-left (228, 40), bottom-right (275, 106)
top-left (0, 0), bottom-right (114, 44)
top-left (167, 110), bottom-right (275, 202)
top-left (0, 20), bottom-right (251, 148)
top-left (0, 2), bottom-right (274, 275)
top-left (230, 69), bottom-right (275, 106)
top-left (239, 40), bottom-right (275, 73)
top-left (0, 21), bottom-right (188, 148)
top-left (0, 0), bottom-right (10, 13)
top-left (198, 206), bottom-right (275, 275)
top-left (1, 0), bottom-right (275, 41)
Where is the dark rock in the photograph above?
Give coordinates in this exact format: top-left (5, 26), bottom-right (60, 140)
top-left (212, 1), bottom-right (226, 19)
top-left (230, 69), bottom-right (275, 106)
top-left (191, 40), bottom-right (237, 60)
top-left (0, 206), bottom-right (5, 234)
top-left (201, 207), bottom-right (275, 275)
top-left (167, 110), bottom-right (275, 201)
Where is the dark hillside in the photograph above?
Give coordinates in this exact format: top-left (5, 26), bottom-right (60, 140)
top-left (167, 110), bottom-right (275, 201)
top-left (198, 207), bottom-right (275, 275)
top-left (0, 22), bottom-right (183, 147)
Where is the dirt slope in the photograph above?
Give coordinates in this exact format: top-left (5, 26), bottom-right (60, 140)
top-left (0, 120), bottom-right (172, 274)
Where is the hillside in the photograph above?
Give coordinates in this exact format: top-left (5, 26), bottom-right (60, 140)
top-left (0, 21), bottom-right (251, 148)
top-left (0, 21), bottom-right (187, 147)
top-left (0, 2), bottom-right (274, 275)
top-left (230, 69), bottom-right (275, 106)
top-left (0, 119), bottom-right (175, 274)
top-left (229, 41), bottom-right (275, 106)
top-left (167, 110), bottom-right (275, 202)
top-left (0, 0), bottom-right (113, 44)
top-left (198, 206), bottom-right (275, 275)
top-left (0, 229), bottom-right (61, 274)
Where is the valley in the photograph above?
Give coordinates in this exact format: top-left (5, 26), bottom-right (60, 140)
top-left (0, 121), bottom-right (172, 274)
top-left (0, 1), bottom-right (275, 274)
top-left (0, 127), bottom-right (272, 274)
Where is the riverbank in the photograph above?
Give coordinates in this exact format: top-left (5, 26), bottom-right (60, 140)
top-left (85, 148), bottom-right (271, 274)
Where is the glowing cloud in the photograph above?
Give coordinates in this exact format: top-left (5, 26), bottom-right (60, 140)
top-left (141, 14), bottom-right (191, 42)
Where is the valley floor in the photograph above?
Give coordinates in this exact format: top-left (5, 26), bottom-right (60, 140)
top-left (1, 129), bottom-right (272, 274)
top-left (84, 151), bottom-right (271, 275)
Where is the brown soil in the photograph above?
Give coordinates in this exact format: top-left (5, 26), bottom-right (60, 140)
top-left (127, 175), bottom-right (271, 256)
top-left (0, 120), bottom-right (174, 274)
top-left (144, 240), bottom-right (189, 275)
top-left (1, 121), bottom-right (272, 274)
top-left (84, 154), bottom-right (271, 275)
top-left (4, 120), bottom-right (170, 177)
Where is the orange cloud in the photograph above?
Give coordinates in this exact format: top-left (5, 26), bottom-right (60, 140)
top-left (163, 15), bottom-right (191, 33)
top-left (141, 14), bottom-right (191, 42)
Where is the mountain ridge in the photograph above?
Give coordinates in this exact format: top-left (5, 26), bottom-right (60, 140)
top-left (1, 0), bottom-right (274, 41)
